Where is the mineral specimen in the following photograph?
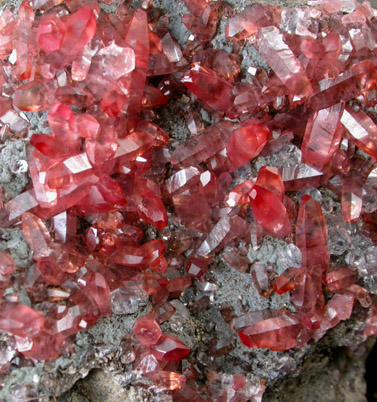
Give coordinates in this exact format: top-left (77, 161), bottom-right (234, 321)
top-left (0, 0), bottom-right (377, 399)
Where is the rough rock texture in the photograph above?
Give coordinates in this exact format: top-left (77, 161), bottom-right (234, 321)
top-left (0, 0), bottom-right (376, 401)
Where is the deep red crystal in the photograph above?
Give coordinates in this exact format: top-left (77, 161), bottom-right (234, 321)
top-left (151, 334), bottom-right (190, 362)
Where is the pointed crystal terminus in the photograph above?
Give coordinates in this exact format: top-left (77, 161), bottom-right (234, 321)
top-left (341, 105), bottom-right (377, 160)
top-left (181, 63), bottom-right (234, 112)
top-left (342, 171), bottom-right (363, 223)
top-left (150, 333), bottom-right (190, 361)
top-left (238, 312), bottom-right (305, 351)
top-left (171, 121), bottom-right (235, 167)
top-left (301, 103), bottom-right (344, 171)
top-left (0, 303), bottom-right (45, 337)
top-left (295, 195), bottom-right (328, 273)
top-left (258, 26), bottom-right (313, 102)
top-left (256, 166), bottom-right (285, 200)
top-left (225, 3), bottom-right (281, 41)
top-left (124, 8), bottom-right (149, 116)
top-left (249, 185), bottom-right (292, 239)
top-left (226, 120), bottom-right (270, 171)
top-left (133, 314), bottom-right (162, 346)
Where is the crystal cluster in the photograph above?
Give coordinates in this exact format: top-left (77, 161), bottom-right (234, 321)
top-left (1, 0), bottom-right (377, 399)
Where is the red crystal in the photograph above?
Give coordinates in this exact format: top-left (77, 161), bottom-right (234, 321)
top-left (15, 1), bottom-right (34, 81)
top-left (196, 215), bottom-right (250, 257)
top-left (151, 334), bottom-right (190, 361)
top-left (112, 239), bottom-right (167, 272)
top-left (185, 256), bottom-right (208, 278)
top-left (273, 267), bottom-right (304, 295)
top-left (296, 195), bottom-right (328, 274)
top-left (124, 9), bottom-right (149, 116)
top-left (256, 166), bottom-right (285, 200)
top-left (52, 304), bottom-right (89, 338)
top-left (181, 64), bottom-right (234, 113)
top-left (131, 187), bottom-right (168, 230)
top-left (290, 272), bottom-right (324, 313)
top-left (172, 121), bottom-right (235, 167)
top-left (2, 0), bottom-right (377, 386)
top-left (76, 114), bottom-right (100, 139)
top-left (226, 120), bottom-right (270, 171)
top-left (77, 270), bottom-right (111, 317)
top-left (249, 185), bottom-right (292, 239)
top-left (36, 257), bottom-right (66, 285)
top-left (308, 61), bottom-right (377, 110)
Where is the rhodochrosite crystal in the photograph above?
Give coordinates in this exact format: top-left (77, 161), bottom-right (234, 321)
top-left (1, 0), bottom-right (377, 399)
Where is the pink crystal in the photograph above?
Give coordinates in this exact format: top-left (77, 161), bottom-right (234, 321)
top-left (22, 212), bottom-right (52, 260)
top-left (133, 314), bottom-right (162, 346)
top-left (222, 247), bottom-right (249, 273)
top-left (313, 294), bottom-right (354, 340)
top-left (0, 251), bottom-right (15, 276)
top-left (342, 171), bottom-right (364, 222)
top-left (341, 105), bottom-right (377, 160)
top-left (13, 81), bottom-right (53, 112)
top-left (152, 302), bottom-right (176, 324)
top-left (308, 61), bottom-right (377, 110)
top-left (36, 257), bottom-right (66, 285)
top-left (19, 330), bottom-right (63, 361)
top-left (149, 371), bottom-right (186, 391)
top-left (96, 43), bottom-right (135, 80)
top-left (226, 3), bottom-right (281, 41)
top-left (301, 103), bottom-right (344, 171)
top-left (0, 303), bottom-right (45, 337)
top-left (364, 303), bottom-right (377, 337)
top-left (258, 27), bottom-right (313, 103)
top-left (37, 14), bottom-right (66, 53)
top-left (15, 1), bottom-right (34, 81)
top-left (196, 215), bottom-right (250, 257)
top-left (326, 267), bottom-right (357, 293)
top-left (238, 312), bottom-right (305, 351)
top-left (250, 262), bottom-right (274, 297)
